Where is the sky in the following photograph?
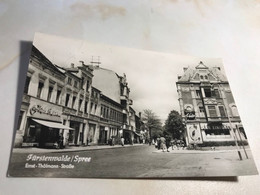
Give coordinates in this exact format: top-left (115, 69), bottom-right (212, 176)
top-left (34, 33), bottom-right (223, 122)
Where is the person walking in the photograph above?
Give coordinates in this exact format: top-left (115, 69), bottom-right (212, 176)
top-left (160, 136), bottom-right (166, 152)
top-left (165, 136), bottom-right (171, 152)
top-left (121, 136), bottom-right (125, 146)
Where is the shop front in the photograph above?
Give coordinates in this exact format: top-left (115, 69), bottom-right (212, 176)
top-left (23, 97), bottom-right (73, 148)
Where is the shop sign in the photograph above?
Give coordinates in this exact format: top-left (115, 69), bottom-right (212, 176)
top-left (185, 111), bottom-right (195, 120)
top-left (70, 115), bottom-right (84, 123)
top-left (28, 97), bottom-right (62, 121)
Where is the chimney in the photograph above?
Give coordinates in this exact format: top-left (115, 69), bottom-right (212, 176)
top-left (183, 67), bottom-right (188, 72)
top-left (71, 63), bottom-right (74, 68)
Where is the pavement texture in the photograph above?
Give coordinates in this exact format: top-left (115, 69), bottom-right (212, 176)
top-left (8, 145), bottom-right (258, 178)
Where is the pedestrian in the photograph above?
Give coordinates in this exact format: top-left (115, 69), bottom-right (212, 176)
top-left (157, 137), bottom-right (161, 150)
top-left (58, 133), bottom-right (64, 149)
top-left (165, 136), bottom-right (171, 152)
top-left (154, 139), bottom-right (158, 148)
top-left (121, 136), bottom-right (125, 146)
top-left (160, 136), bottom-right (166, 152)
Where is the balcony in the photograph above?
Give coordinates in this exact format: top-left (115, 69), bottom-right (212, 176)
top-left (89, 114), bottom-right (100, 121)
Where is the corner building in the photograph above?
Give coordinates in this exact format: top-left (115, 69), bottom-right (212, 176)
top-left (176, 62), bottom-right (247, 146)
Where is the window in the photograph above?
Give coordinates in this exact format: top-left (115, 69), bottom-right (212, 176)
top-left (68, 77), bottom-right (72, 85)
top-left (231, 105), bottom-right (239, 116)
top-left (196, 90), bottom-right (201, 98)
top-left (204, 88), bottom-right (211, 97)
top-left (84, 101), bottom-right (88, 114)
top-left (78, 99), bottom-right (83, 111)
top-left (47, 86), bottom-right (53, 102)
top-left (74, 81), bottom-right (78, 88)
top-left (17, 111), bottom-right (24, 130)
top-left (86, 80), bottom-right (90, 92)
top-left (72, 96), bottom-right (76, 108)
top-left (204, 75), bottom-right (208, 80)
top-left (37, 82), bottom-right (44, 98)
top-left (208, 106), bottom-right (217, 117)
top-left (200, 75), bottom-right (204, 80)
top-left (24, 76), bottom-right (31, 94)
top-left (65, 94), bottom-right (70, 107)
top-left (56, 90), bottom-right (61, 104)
top-left (94, 104), bottom-right (97, 114)
top-left (100, 106), bottom-right (103, 117)
top-left (218, 106), bottom-right (226, 117)
top-left (90, 103), bottom-right (93, 114)
top-left (199, 106), bottom-right (205, 117)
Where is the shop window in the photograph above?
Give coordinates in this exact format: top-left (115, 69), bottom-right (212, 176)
top-left (218, 106), bottom-right (226, 117)
top-left (208, 106), bottom-right (217, 117)
top-left (72, 96), bottom-right (76, 108)
top-left (65, 94), bottom-right (70, 107)
top-left (24, 76), bottom-right (31, 94)
top-left (37, 82), bottom-right (44, 98)
top-left (56, 90), bottom-right (61, 104)
top-left (47, 86), bottom-right (53, 102)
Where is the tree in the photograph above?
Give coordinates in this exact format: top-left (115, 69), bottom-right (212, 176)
top-left (142, 109), bottom-right (162, 139)
top-left (164, 110), bottom-right (185, 139)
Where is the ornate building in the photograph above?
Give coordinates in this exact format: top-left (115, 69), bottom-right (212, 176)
top-left (176, 62), bottom-right (247, 146)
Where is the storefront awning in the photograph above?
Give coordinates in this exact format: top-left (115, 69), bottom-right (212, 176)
top-left (32, 119), bottom-right (74, 130)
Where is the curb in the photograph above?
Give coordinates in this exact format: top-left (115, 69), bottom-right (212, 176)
top-left (12, 144), bottom-right (145, 154)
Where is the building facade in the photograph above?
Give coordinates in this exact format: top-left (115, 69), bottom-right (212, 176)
top-left (14, 46), bottom-right (138, 148)
top-left (176, 62), bottom-right (247, 146)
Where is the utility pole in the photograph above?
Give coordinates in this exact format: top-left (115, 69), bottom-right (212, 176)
top-left (236, 125), bottom-right (248, 159)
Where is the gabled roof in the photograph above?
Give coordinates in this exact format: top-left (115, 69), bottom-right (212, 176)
top-left (177, 61), bottom-right (227, 83)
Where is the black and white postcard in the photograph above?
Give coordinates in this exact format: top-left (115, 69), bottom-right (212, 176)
top-left (8, 33), bottom-right (258, 178)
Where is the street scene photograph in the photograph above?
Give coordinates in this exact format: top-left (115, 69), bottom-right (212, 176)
top-left (8, 33), bottom-right (258, 178)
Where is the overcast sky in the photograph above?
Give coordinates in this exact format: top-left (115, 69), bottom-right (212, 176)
top-left (34, 33), bottom-right (223, 123)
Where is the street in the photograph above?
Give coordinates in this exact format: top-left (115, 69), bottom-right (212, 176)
top-left (8, 145), bottom-right (258, 178)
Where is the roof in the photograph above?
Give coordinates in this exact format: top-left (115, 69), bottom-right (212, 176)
top-left (177, 61), bottom-right (228, 83)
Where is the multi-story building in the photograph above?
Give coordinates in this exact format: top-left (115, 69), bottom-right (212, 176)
top-left (14, 46), bottom-right (138, 148)
top-left (92, 67), bottom-right (135, 144)
top-left (176, 61), bottom-right (247, 146)
top-left (15, 46), bottom-right (73, 148)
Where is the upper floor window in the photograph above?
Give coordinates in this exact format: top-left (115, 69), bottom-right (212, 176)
top-left (195, 90), bottom-right (201, 98)
top-left (24, 76), bottom-right (31, 94)
top-left (37, 82), bottom-right (44, 98)
top-left (204, 88), bottom-right (211, 97)
top-left (218, 106), bottom-right (226, 117)
top-left (74, 81), bottom-right (78, 88)
top-left (68, 77), bottom-right (72, 85)
top-left (47, 86), bottom-right (53, 102)
top-left (72, 96), bottom-right (76, 109)
top-left (86, 80), bottom-right (90, 92)
top-left (208, 106), bottom-right (217, 117)
top-left (231, 105), bottom-right (239, 117)
top-left (65, 94), bottom-right (70, 107)
top-left (56, 89), bottom-right (61, 104)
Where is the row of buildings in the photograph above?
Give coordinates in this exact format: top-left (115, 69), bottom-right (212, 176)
top-left (14, 46), bottom-right (144, 148)
top-left (176, 62), bottom-right (247, 146)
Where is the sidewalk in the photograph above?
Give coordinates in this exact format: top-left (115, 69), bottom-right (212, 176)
top-left (12, 144), bottom-right (145, 154)
top-left (153, 145), bottom-right (251, 154)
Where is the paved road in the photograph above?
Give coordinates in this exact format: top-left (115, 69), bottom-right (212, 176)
top-left (8, 145), bottom-right (258, 178)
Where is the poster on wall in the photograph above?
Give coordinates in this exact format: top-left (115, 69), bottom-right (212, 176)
top-left (186, 124), bottom-right (203, 144)
top-left (7, 33), bottom-right (258, 178)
